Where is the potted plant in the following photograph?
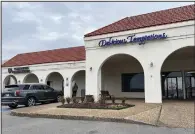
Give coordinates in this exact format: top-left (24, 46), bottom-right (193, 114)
top-left (85, 95), bottom-right (94, 103)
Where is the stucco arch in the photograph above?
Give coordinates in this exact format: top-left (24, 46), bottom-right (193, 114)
top-left (3, 75), bottom-right (17, 88)
top-left (97, 53), bottom-right (144, 73)
top-left (70, 70), bottom-right (86, 97)
top-left (160, 45), bottom-right (194, 71)
top-left (97, 53), bottom-right (145, 98)
top-left (23, 73), bottom-right (39, 83)
top-left (45, 72), bottom-right (64, 91)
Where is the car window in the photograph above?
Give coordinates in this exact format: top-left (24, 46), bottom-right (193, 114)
top-left (44, 85), bottom-right (54, 91)
top-left (5, 85), bottom-right (19, 88)
top-left (19, 85), bottom-right (30, 90)
top-left (32, 85), bottom-right (44, 90)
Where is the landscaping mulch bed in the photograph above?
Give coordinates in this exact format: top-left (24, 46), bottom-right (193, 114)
top-left (57, 103), bottom-right (135, 110)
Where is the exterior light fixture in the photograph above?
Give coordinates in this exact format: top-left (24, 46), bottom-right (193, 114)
top-left (18, 80), bottom-right (20, 83)
top-left (66, 78), bottom-right (69, 86)
top-left (150, 62), bottom-right (153, 67)
top-left (90, 67), bottom-right (92, 71)
top-left (40, 79), bottom-right (43, 82)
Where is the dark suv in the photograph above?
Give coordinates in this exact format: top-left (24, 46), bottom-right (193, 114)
top-left (1, 83), bottom-right (63, 109)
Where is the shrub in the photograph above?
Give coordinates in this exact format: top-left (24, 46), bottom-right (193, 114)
top-left (72, 97), bottom-right (79, 104)
top-left (66, 97), bottom-right (71, 104)
top-left (61, 96), bottom-right (65, 105)
top-left (122, 97), bottom-right (126, 104)
top-left (81, 97), bottom-right (85, 103)
top-left (111, 96), bottom-right (115, 104)
top-left (91, 96), bottom-right (94, 103)
top-left (98, 95), bottom-right (106, 104)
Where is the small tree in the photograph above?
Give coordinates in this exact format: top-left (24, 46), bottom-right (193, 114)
top-left (98, 94), bottom-right (106, 104)
top-left (81, 97), bottom-right (85, 103)
top-left (66, 97), bottom-right (71, 104)
top-left (72, 97), bottom-right (78, 104)
top-left (111, 96), bottom-right (115, 104)
top-left (122, 97), bottom-right (126, 104)
top-left (61, 96), bottom-right (65, 105)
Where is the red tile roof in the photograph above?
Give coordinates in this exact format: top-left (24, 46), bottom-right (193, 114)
top-left (2, 46), bottom-right (85, 67)
top-left (85, 4), bottom-right (195, 37)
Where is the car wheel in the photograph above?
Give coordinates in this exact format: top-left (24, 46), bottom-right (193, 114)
top-left (8, 104), bottom-right (18, 109)
top-left (26, 97), bottom-right (36, 107)
top-left (56, 95), bottom-right (62, 102)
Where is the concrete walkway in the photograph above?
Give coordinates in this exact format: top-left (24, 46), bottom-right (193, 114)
top-left (10, 100), bottom-right (194, 128)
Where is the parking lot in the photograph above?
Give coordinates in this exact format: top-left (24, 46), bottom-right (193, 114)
top-left (1, 105), bottom-right (194, 134)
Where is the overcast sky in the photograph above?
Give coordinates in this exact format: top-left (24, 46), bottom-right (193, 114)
top-left (2, 2), bottom-right (193, 61)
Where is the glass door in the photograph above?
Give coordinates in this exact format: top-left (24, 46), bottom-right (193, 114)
top-left (167, 77), bottom-right (177, 99)
top-left (186, 76), bottom-right (195, 99)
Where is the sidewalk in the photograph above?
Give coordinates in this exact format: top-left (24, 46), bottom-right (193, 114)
top-left (10, 100), bottom-right (194, 128)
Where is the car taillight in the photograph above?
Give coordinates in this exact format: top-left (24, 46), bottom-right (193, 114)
top-left (15, 90), bottom-right (20, 96)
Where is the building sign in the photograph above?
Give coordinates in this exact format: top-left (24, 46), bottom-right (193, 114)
top-left (8, 67), bottom-right (30, 74)
top-left (98, 33), bottom-right (168, 47)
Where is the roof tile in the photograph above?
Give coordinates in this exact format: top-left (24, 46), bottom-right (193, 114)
top-left (84, 4), bottom-right (195, 37)
top-left (2, 46), bottom-right (85, 67)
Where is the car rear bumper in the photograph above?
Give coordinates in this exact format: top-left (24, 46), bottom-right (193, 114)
top-left (1, 97), bottom-right (26, 105)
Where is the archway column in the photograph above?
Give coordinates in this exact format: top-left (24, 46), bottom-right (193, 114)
top-left (86, 68), bottom-right (99, 101)
top-left (144, 65), bottom-right (162, 103)
top-left (64, 77), bottom-right (71, 98)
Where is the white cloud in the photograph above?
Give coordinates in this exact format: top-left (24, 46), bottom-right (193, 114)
top-left (68, 12), bottom-right (80, 19)
top-left (2, 2), bottom-right (193, 61)
top-left (12, 11), bottom-right (40, 23)
top-left (36, 32), bottom-right (68, 41)
top-left (50, 14), bottom-right (64, 24)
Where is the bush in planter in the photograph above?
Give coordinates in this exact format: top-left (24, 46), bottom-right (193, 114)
top-left (111, 95), bottom-right (115, 104)
top-left (61, 96), bottom-right (65, 105)
top-left (122, 97), bottom-right (126, 104)
top-left (91, 96), bottom-right (94, 103)
top-left (98, 94), bottom-right (106, 104)
top-left (81, 97), bottom-right (85, 103)
top-left (72, 97), bottom-right (79, 104)
top-left (66, 97), bottom-right (71, 104)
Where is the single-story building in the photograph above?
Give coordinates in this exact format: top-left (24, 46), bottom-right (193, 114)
top-left (2, 4), bottom-right (195, 103)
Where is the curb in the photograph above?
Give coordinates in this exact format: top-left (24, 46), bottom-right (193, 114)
top-left (10, 111), bottom-right (155, 127)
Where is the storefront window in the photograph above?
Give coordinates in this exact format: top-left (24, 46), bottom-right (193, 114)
top-left (122, 73), bottom-right (144, 92)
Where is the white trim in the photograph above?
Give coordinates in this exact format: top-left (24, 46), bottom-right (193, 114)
top-left (2, 60), bottom-right (86, 69)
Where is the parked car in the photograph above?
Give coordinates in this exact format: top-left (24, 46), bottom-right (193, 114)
top-left (1, 83), bottom-right (63, 109)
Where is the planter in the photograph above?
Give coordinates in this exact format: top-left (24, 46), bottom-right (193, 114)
top-left (85, 95), bottom-right (94, 103)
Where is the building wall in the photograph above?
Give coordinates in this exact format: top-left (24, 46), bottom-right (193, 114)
top-left (2, 61), bottom-right (86, 98)
top-left (84, 20), bottom-right (195, 103)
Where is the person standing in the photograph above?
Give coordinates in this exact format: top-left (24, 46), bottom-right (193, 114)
top-left (72, 81), bottom-right (78, 98)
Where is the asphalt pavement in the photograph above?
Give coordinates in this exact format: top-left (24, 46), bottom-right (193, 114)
top-left (1, 106), bottom-right (194, 134)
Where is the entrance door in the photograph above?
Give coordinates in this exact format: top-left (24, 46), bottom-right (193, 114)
top-left (164, 76), bottom-right (184, 99)
top-left (186, 76), bottom-right (195, 99)
top-left (167, 77), bottom-right (177, 99)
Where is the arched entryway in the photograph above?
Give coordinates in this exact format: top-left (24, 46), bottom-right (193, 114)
top-left (98, 54), bottom-right (144, 99)
top-left (46, 72), bottom-right (64, 92)
top-left (161, 46), bottom-right (195, 100)
top-left (71, 70), bottom-right (85, 98)
top-left (3, 75), bottom-right (17, 88)
top-left (23, 73), bottom-right (39, 83)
